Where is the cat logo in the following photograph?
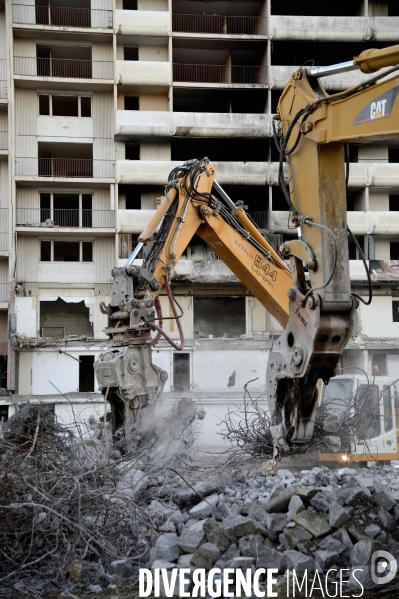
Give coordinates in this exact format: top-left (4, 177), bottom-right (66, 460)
top-left (353, 86), bottom-right (399, 126)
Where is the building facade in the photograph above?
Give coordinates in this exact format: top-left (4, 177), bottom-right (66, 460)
top-left (0, 0), bottom-right (399, 446)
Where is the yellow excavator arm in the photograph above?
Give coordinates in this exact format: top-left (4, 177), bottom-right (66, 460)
top-left (94, 43), bottom-right (399, 454)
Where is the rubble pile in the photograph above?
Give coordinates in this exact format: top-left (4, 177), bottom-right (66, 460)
top-left (144, 465), bottom-right (399, 595)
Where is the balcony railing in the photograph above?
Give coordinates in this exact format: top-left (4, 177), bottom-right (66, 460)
top-left (17, 208), bottom-right (115, 228)
top-left (16, 158), bottom-right (115, 179)
top-left (248, 212), bottom-right (268, 229)
top-left (172, 14), bottom-right (266, 36)
top-left (14, 57), bottom-right (113, 80)
top-left (0, 208), bottom-right (9, 253)
top-left (12, 4), bottom-right (112, 28)
top-left (173, 63), bottom-right (266, 84)
top-left (0, 59), bottom-right (6, 99)
top-left (0, 284), bottom-right (8, 303)
top-left (0, 132), bottom-right (7, 150)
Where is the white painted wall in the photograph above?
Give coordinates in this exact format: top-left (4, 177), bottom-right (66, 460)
top-left (116, 60), bottom-right (171, 86)
top-left (31, 349), bottom-right (102, 394)
top-left (115, 10), bottom-right (169, 36)
top-left (37, 116), bottom-right (93, 142)
top-left (359, 294), bottom-right (399, 338)
top-left (38, 263), bottom-right (95, 284)
top-left (15, 297), bottom-right (37, 337)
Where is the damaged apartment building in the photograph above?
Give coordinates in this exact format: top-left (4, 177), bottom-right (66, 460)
top-left (0, 0), bottom-right (399, 447)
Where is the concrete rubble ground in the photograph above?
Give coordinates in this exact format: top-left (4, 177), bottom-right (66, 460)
top-left (2, 406), bottom-right (399, 598)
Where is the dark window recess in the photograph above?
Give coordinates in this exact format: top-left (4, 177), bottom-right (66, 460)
top-left (40, 193), bottom-right (51, 221)
top-left (41, 240), bottom-right (51, 261)
top-left (390, 242), bottom-right (399, 260)
top-left (125, 187), bottom-right (141, 209)
top-left (53, 95), bottom-right (78, 117)
top-left (54, 241), bottom-right (80, 262)
top-left (271, 0), bottom-right (363, 16)
top-left (171, 138), bottom-right (268, 162)
top-left (389, 1), bottom-right (399, 16)
top-left (348, 236), bottom-right (364, 260)
top-left (393, 300), bottom-right (399, 322)
top-left (389, 195), bottom-right (399, 211)
top-left (79, 355), bottom-right (95, 392)
top-left (82, 242), bottom-right (93, 262)
top-left (123, 0), bottom-right (137, 8)
top-left (194, 296), bottom-right (246, 338)
top-left (272, 187), bottom-right (289, 211)
top-left (125, 96), bottom-right (139, 110)
top-left (81, 97), bottom-right (91, 117)
top-left (0, 355), bottom-right (7, 390)
top-left (124, 47), bottom-right (139, 61)
top-left (173, 353), bottom-right (190, 392)
top-left (373, 353), bottom-right (387, 376)
top-left (126, 144), bottom-right (140, 160)
top-left (39, 94), bottom-right (50, 115)
top-left (0, 404), bottom-right (8, 422)
top-left (82, 194), bottom-right (92, 227)
top-left (389, 148), bottom-right (399, 163)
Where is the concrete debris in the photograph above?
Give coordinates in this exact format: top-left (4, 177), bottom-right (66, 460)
top-left (142, 464), bottom-right (399, 593)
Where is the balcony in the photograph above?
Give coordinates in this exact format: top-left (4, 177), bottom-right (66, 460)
top-left (172, 14), bottom-right (267, 36)
top-left (0, 132), bottom-right (7, 151)
top-left (12, 4), bottom-right (112, 29)
top-left (16, 208), bottom-right (114, 229)
top-left (248, 212), bottom-right (268, 230)
top-left (0, 60), bottom-right (7, 100)
top-left (115, 110), bottom-right (272, 139)
top-left (115, 9), bottom-right (169, 37)
top-left (173, 64), bottom-right (267, 85)
top-left (14, 57), bottom-right (113, 80)
top-left (16, 157), bottom-right (114, 180)
top-left (0, 284), bottom-right (8, 303)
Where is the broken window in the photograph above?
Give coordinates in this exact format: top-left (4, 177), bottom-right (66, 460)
top-left (79, 355), bottom-right (95, 392)
top-left (39, 94), bottom-right (91, 117)
top-left (373, 353), bottom-right (387, 376)
top-left (173, 353), bottom-right (190, 392)
top-left (40, 241), bottom-right (93, 262)
top-left (194, 296), bottom-right (246, 338)
top-left (40, 298), bottom-right (93, 338)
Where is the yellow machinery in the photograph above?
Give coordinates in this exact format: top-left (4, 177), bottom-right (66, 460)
top-left (95, 45), bottom-right (399, 454)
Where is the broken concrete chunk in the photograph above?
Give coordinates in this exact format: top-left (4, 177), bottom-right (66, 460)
top-left (377, 506), bottom-right (397, 530)
top-left (317, 535), bottom-right (346, 554)
top-left (153, 533), bottom-right (180, 562)
top-left (283, 550), bottom-right (316, 573)
top-left (332, 527), bottom-right (354, 550)
top-left (314, 550), bottom-right (338, 570)
top-left (310, 492), bottom-right (332, 514)
top-left (256, 545), bottom-right (285, 573)
top-left (347, 566), bottom-right (379, 591)
top-left (287, 495), bottom-right (305, 519)
top-left (212, 501), bottom-right (230, 522)
top-left (350, 539), bottom-right (374, 567)
top-left (339, 485), bottom-right (371, 507)
top-left (347, 523), bottom-right (368, 542)
top-left (281, 525), bottom-right (312, 550)
top-left (222, 515), bottom-right (257, 538)
top-left (191, 543), bottom-right (220, 570)
top-left (178, 528), bottom-right (206, 554)
top-left (172, 474), bottom-right (233, 507)
top-left (265, 512), bottom-right (288, 535)
top-left (293, 510), bottom-right (331, 538)
top-left (265, 487), bottom-right (298, 513)
top-left (177, 554), bottom-right (194, 566)
top-left (373, 479), bottom-right (397, 512)
top-left (364, 524), bottom-right (381, 539)
top-left (328, 502), bottom-right (352, 529)
top-left (231, 556), bottom-right (256, 570)
top-left (323, 414), bottom-right (340, 434)
top-left (189, 494), bottom-right (219, 520)
top-left (109, 560), bottom-right (135, 580)
top-left (323, 436), bottom-right (342, 452)
top-left (238, 534), bottom-right (264, 558)
top-left (203, 518), bottom-right (229, 552)
top-left (276, 469), bottom-right (296, 480)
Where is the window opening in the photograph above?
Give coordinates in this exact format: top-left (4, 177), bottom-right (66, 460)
top-left (393, 300), bottom-right (399, 322)
top-left (173, 353), bottom-right (190, 392)
top-left (40, 240), bottom-right (93, 262)
top-left (194, 296), bottom-right (246, 338)
top-left (126, 144), bottom-right (140, 160)
top-left (125, 96), bottom-right (139, 110)
top-left (124, 47), bottom-right (139, 61)
top-left (0, 404), bottom-right (8, 422)
top-left (79, 355), bottom-right (95, 392)
top-left (40, 298), bottom-right (93, 338)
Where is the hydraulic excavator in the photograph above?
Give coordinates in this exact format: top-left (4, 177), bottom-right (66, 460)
top-left (95, 44), bottom-right (399, 454)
